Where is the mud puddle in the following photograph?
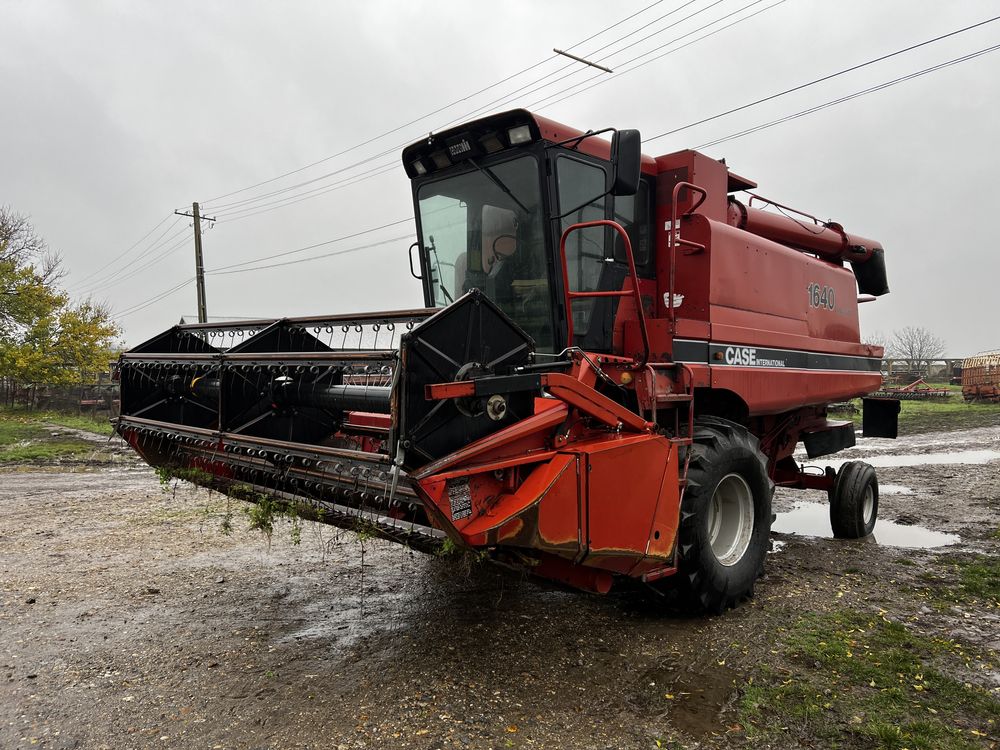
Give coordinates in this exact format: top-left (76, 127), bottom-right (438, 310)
top-left (773, 501), bottom-right (960, 548)
top-left (798, 423), bottom-right (1000, 465)
top-left (637, 660), bottom-right (739, 738)
top-left (821, 449), bottom-right (1000, 470)
top-left (665, 670), bottom-right (739, 737)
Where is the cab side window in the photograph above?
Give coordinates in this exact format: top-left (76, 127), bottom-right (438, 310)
top-left (613, 181), bottom-right (652, 275)
top-left (557, 157), bottom-right (608, 298)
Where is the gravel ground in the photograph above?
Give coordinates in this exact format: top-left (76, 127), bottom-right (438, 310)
top-left (1, 423), bottom-right (998, 749)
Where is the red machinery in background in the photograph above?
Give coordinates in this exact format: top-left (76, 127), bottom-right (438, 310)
top-left (115, 109), bottom-right (895, 611)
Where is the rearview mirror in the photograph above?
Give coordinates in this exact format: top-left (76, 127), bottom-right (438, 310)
top-left (611, 129), bottom-right (641, 196)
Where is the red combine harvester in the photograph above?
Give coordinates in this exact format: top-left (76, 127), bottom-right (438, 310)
top-left (115, 110), bottom-right (896, 611)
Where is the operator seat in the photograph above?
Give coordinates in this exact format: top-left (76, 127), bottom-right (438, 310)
top-left (452, 206), bottom-right (517, 296)
top-left (482, 205), bottom-right (518, 277)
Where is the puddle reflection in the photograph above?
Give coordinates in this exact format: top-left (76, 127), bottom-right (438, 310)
top-left (773, 502), bottom-right (959, 548)
top-left (824, 450), bottom-right (1000, 470)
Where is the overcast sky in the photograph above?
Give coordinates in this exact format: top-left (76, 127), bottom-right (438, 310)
top-left (2, 0), bottom-right (998, 356)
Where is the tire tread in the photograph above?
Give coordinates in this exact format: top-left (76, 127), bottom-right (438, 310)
top-left (668, 417), bottom-right (773, 613)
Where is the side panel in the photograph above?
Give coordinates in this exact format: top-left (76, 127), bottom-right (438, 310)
top-left (705, 219), bottom-right (863, 347)
top-left (674, 351), bottom-right (883, 414)
top-left (664, 214), bottom-right (884, 414)
top-left (668, 215), bottom-right (875, 355)
top-left (582, 435), bottom-right (679, 574)
top-left (418, 454), bottom-right (583, 559)
top-left (711, 367), bottom-right (883, 414)
top-left (416, 433), bottom-right (681, 577)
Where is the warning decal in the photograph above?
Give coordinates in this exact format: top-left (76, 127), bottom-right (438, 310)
top-left (447, 477), bottom-right (472, 521)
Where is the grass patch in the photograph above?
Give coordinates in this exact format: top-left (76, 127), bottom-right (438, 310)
top-left (0, 405), bottom-right (114, 436)
top-left (739, 609), bottom-right (999, 748)
top-left (1, 439), bottom-right (95, 462)
top-left (918, 556), bottom-right (1000, 608)
top-left (829, 395), bottom-right (1000, 435)
top-left (0, 414), bottom-right (95, 462)
top-left (896, 397), bottom-right (1000, 435)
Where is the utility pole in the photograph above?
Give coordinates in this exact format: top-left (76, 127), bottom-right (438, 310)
top-left (174, 202), bottom-right (215, 323)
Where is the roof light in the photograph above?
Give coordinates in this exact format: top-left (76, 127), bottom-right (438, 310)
top-left (411, 159), bottom-right (427, 176)
top-left (479, 132), bottom-right (504, 154)
top-left (507, 125), bottom-right (532, 145)
top-left (430, 150), bottom-right (451, 169)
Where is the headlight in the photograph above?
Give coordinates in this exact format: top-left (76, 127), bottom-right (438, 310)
top-left (507, 125), bottom-right (532, 145)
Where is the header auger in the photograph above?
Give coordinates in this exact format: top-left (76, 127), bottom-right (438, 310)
top-left (115, 109), bottom-right (895, 611)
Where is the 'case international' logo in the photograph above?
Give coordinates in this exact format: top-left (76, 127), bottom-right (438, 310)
top-left (723, 346), bottom-right (786, 368)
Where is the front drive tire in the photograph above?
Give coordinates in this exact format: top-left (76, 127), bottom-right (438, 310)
top-left (829, 461), bottom-right (878, 539)
top-left (672, 417), bottom-right (773, 614)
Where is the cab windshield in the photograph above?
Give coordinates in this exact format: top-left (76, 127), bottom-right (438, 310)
top-left (416, 154), bottom-right (554, 351)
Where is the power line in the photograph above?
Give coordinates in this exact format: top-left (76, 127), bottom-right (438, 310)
top-left (645, 13), bottom-right (1000, 144)
top-left (69, 216), bottom-right (183, 293)
top-left (206, 233), bottom-right (412, 276)
top-left (206, 148), bottom-right (399, 213)
top-left (212, 4), bottom-right (995, 226)
top-left (74, 224), bottom-right (191, 296)
top-left (694, 41), bottom-right (1000, 150)
top-left (528, 0), bottom-right (785, 111)
top-left (205, 218), bottom-right (413, 273)
top-left (114, 226), bottom-right (414, 320)
top-left (213, 162), bottom-right (400, 222)
top-left (119, 12), bottom-right (1000, 322)
top-left (68, 212), bottom-right (174, 289)
top-left (178, 314), bottom-right (265, 320)
top-left (76, 227), bottom-right (187, 294)
top-left (92, 234), bottom-right (192, 294)
top-left (424, 0), bottom-right (717, 135)
top-left (203, 0), bottom-right (752, 221)
top-left (204, 39), bottom-right (1000, 281)
top-left (564, 0), bottom-right (672, 54)
top-left (198, 0), bottom-right (672, 208)
top-left (114, 277), bottom-right (194, 319)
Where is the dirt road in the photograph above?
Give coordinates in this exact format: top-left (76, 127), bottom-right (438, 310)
top-left (1, 424), bottom-right (998, 749)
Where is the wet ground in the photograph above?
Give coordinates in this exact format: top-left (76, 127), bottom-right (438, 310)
top-left (1, 422), bottom-right (998, 749)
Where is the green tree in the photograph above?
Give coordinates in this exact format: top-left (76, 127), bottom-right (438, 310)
top-left (0, 206), bottom-right (119, 404)
top-left (1, 206), bottom-right (63, 333)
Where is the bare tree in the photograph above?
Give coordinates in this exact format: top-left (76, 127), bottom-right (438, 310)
top-left (889, 326), bottom-right (946, 375)
top-left (0, 206), bottom-right (41, 262)
top-left (863, 330), bottom-right (889, 352)
top-left (0, 205), bottom-right (57, 267)
top-left (0, 206), bottom-right (63, 291)
top-left (1, 208), bottom-right (66, 334)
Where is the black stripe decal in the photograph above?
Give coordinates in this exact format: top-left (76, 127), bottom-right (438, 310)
top-left (673, 339), bottom-right (881, 373)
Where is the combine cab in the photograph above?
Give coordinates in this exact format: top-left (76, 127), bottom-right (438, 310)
top-left (116, 109), bottom-right (894, 610)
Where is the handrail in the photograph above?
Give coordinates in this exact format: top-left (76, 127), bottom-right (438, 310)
top-left (668, 181), bottom-right (709, 335)
top-left (747, 192), bottom-right (821, 225)
top-left (558, 219), bottom-right (650, 364)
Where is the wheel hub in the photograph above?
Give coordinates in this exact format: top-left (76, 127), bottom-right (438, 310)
top-left (707, 473), bottom-right (755, 567)
top-left (862, 485), bottom-right (875, 525)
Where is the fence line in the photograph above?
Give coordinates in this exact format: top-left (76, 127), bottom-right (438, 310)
top-left (1, 375), bottom-right (119, 415)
